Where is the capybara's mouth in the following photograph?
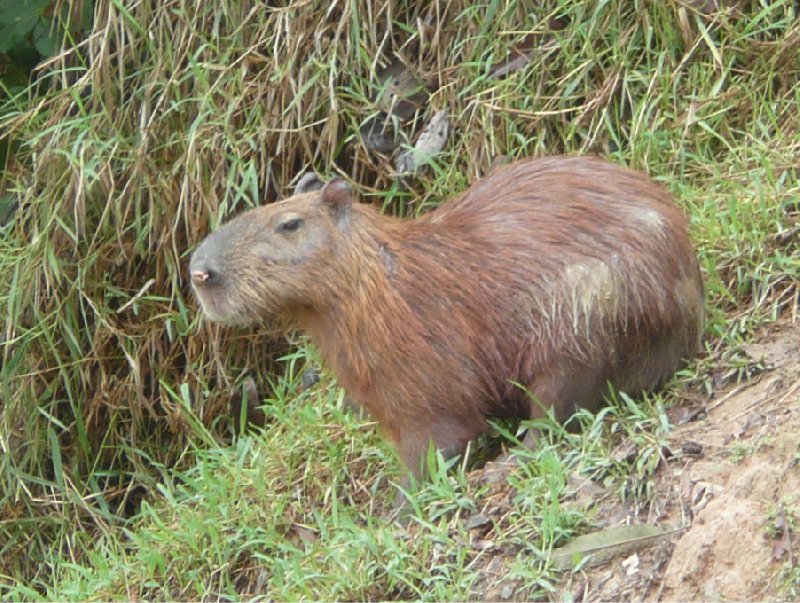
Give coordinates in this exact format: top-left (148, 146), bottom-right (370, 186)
top-left (192, 288), bottom-right (262, 326)
top-left (192, 290), bottom-right (224, 322)
top-left (191, 286), bottom-right (233, 323)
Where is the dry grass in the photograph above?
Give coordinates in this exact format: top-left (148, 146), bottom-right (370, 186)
top-left (0, 0), bottom-right (798, 597)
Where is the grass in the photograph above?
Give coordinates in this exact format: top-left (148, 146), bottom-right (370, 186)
top-left (3, 366), bottom-right (675, 600)
top-left (1, 0), bottom-right (799, 599)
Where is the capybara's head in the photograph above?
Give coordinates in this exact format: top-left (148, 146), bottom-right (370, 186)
top-left (189, 179), bottom-right (353, 324)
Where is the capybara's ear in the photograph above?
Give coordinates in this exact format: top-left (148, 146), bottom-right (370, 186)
top-left (320, 178), bottom-right (352, 219)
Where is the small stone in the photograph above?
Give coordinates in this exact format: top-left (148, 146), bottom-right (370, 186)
top-left (681, 440), bottom-right (704, 456)
top-left (621, 553), bottom-right (640, 576)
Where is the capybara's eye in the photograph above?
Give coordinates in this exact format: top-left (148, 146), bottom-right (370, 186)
top-left (278, 218), bottom-right (304, 233)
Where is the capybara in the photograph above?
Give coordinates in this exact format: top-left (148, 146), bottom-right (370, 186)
top-left (190, 156), bottom-right (704, 478)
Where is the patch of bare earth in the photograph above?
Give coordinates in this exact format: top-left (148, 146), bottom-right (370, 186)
top-left (470, 319), bottom-right (800, 601)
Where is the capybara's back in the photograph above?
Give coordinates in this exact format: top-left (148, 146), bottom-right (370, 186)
top-left (190, 156), bottom-right (704, 475)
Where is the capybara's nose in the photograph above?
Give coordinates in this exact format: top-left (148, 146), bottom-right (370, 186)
top-left (189, 253), bottom-right (220, 288)
top-left (191, 269), bottom-right (211, 287)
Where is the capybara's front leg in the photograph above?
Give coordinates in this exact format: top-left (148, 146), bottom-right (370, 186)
top-left (390, 418), bottom-right (478, 510)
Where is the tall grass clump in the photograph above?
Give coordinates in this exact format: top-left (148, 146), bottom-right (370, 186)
top-left (1, 0), bottom-right (798, 597)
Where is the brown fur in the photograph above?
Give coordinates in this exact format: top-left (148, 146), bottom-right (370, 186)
top-left (189, 156), bottom-right (704, 474)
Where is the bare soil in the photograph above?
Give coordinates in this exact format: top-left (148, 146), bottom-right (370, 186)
top-left (470, 319), bottom-right (800, 601)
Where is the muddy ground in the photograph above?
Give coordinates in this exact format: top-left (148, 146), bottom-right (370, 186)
top-left (469, 318), bottom-right (800, 601)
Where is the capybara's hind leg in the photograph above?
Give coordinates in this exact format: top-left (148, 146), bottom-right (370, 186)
top-left (527, 363), bottom-right (608, 423)
top-left (480, 365), bottom-right (607, 485)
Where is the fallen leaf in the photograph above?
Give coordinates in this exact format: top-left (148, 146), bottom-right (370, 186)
top-left (550, 524), bottom-right (672, 571)
top-left (395, 110), bottom-right (449, 175)
top-left (465, 514), bottom-right (491, 531)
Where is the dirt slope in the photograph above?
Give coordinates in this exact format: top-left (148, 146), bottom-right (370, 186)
top-left (562, 320), bottom-right (800, 601)
top-left (463, 319), bottom-right (800, 601)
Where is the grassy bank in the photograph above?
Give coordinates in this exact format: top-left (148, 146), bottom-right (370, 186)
top-left (1, 0), bottom-right (798, 599)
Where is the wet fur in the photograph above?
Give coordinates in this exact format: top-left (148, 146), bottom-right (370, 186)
top-left (190, 156), bottom-right (704, 474)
